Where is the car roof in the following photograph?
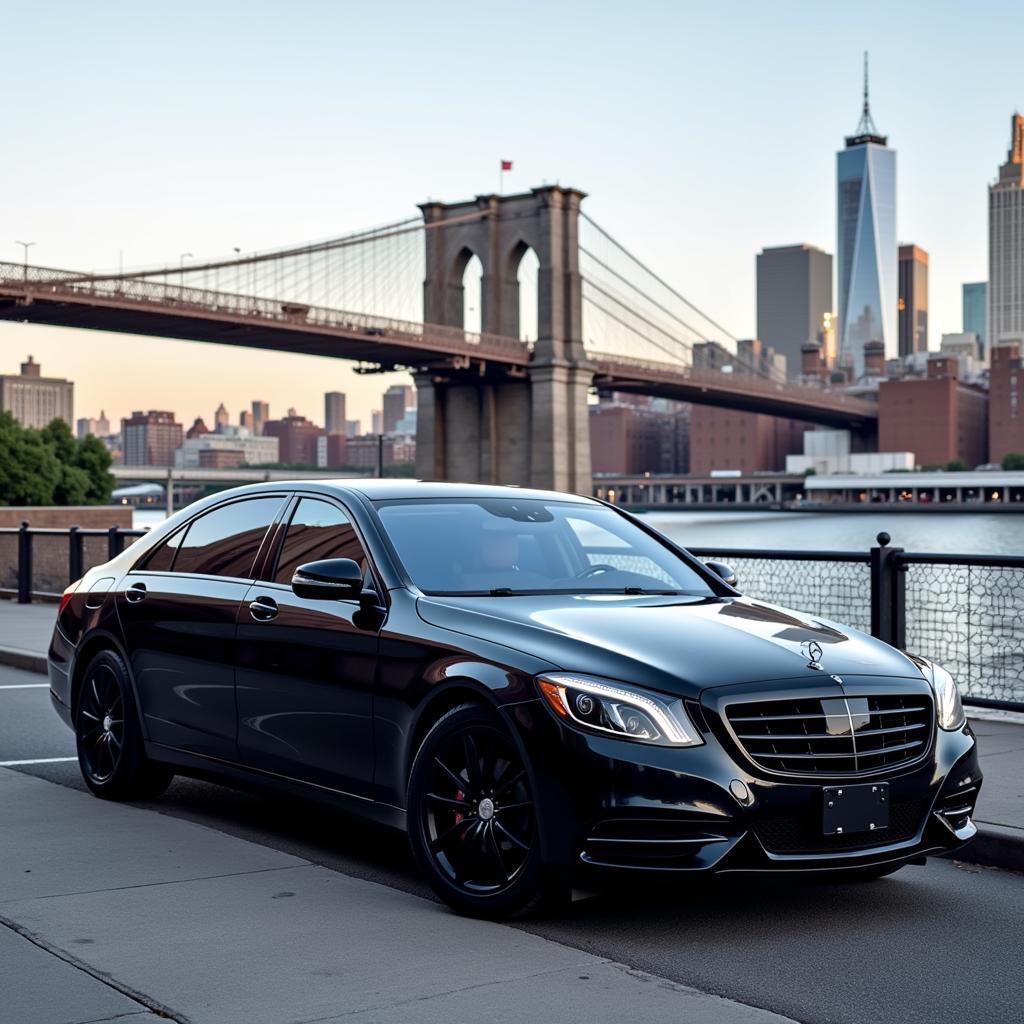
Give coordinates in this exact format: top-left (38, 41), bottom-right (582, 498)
top-left (224, 478), bottom-right (600, 504)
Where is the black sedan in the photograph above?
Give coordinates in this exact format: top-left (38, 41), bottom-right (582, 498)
top-left (48, 481), bottom-right (982, 917)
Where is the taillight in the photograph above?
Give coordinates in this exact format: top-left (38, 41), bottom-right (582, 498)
top-left (58, 581), bottom-right (81, 617)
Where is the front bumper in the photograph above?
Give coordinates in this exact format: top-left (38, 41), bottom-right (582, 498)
top-left (504, 695), bottom-right (982, 877)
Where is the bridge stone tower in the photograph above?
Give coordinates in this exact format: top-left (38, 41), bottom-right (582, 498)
top-left (414, 186), bottom-right (592, 493)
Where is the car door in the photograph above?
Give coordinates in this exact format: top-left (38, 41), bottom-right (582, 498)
top-left (234, 495), bottom-right (381, 796)
top-left (116, 494), bottom-right (286, 760)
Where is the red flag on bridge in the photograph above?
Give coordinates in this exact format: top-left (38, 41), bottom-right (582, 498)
top-left (501, 160), bottom-right (513, 171)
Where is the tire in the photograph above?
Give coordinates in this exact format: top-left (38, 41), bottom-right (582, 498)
top-left (407, 702), bottom-right (558, 919)
top-left (74, 648), bottom-right (174, 801)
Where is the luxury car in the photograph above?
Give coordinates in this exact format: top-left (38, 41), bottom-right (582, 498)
top-left (48, 481), bottom-right (982, 917)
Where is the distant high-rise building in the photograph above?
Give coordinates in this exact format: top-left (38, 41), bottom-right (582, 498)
top-left (371, 409), bottom-right (383, 434)
top-left (76, 409), bottom-right (110, 440)
top-left (239, 410), bottom-right (254, 431)
top-left (0, 356), bottom-right (74, 429)
top-left (251, 400), bottom-right (270, 435)
top-left (836, 54), bottom-right (897, 378)
top-left (989, 114), bottom-right (1024, 350)
top-left (756, 244), bottom-right (833, 377)
top-left (897, 245), bottom-right (929, 357)
top-left (962, 282), bottom-right (988, 358)
top-left (345, 419), bottom-right (361, 438)
top-left (213, 402), bottom-right (230, 432)
top-left (121, 411), bottom-right (183, 466)
top-left (382, 384), bottom-right (415, 434)
top-left (262, 415), bottom-right (323, 465)
top-left (325, 391), bottom-right (347, 435)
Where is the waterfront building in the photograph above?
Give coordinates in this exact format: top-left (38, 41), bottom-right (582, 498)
top-left (756, 244), bottom-right (833, 378)
top-left (317, 433), bottom-right (349, 469)
top-left (989, 340), bottom-right (1024, 463)
top-left (836, 56), bottom-right (897, 378)
top-left (175, 431), bottom-right (279, 468)
top-left (963, 282), bottom-right (988, 357)
top-left (122, 410), bottom-right (183, 467)
top-left (345, 418), bottom-right (361, 438)
top-left (185, 417), bottom-right (210, 439)
top-left (0, 356), bottom-right (73, 429)
top-left (262, 415), bottom-right (323, 465)
top-left (989, 115), bottom-right (1024, 350)
top-left (325, 391), bottom-right (347, 436)
top-left (689, 339), bottom-right (801, 474)
top-left (346, 434), bottom-right (416, 467)
top-left (878, 358), bottom-right (988, 468)
top-left (939, 332), bottom-right (984, 381)
top-left (589, 395), bottom-right (688, 475)
top-left (897, 245), bottom-right (928, 357)
top-left (383, 384), bottom-right (415, 434)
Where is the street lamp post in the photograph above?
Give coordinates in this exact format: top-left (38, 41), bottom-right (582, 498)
top-left (15, 241), bottom-right (35, 281)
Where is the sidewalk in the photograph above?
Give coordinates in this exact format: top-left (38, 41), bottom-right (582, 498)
top-left (0, 768), bottom-right (796, 1024)
top-left (2, 599), bottom-right (1021, 874)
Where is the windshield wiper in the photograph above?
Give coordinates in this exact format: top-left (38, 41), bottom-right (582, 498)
top-left (488, 587), bottom-right (517, 596)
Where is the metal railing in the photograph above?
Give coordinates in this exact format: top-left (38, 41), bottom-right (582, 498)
top-left (689, 534), bottom-right (1024, 712)
top-left (2, 525), bottom-right (1020, 711)
top-left (0, 524), bottom-right (147, 602)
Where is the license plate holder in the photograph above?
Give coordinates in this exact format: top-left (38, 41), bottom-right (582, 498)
top-left (822, 782), bottom-right (889, 836)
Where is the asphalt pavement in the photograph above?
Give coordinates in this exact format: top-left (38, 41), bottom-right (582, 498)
top-left (1, 663), bottom-right (1022, 1024)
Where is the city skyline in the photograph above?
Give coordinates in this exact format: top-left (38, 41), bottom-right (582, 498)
top-left (1, 2), bottom-right (1021, 425)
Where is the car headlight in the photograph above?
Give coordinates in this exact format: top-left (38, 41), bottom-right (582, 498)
top-left (536, 673), bottom-right (703, 747)
top-left (920, 660), bottom-right (966, 731)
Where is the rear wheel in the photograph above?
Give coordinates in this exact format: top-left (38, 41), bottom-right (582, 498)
top-left (75, 649), bottom-right (174, 801)
top-left (408, 703), bottom-right (555, 919)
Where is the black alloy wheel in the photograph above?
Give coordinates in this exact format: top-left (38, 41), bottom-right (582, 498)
top-left (408, 703), bottom-right (548, 918)
top-left (74, 649), bottom-right (174, 800)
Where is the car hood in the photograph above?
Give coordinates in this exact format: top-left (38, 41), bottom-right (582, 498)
top-left (416, 593), bottom-right (922, 698)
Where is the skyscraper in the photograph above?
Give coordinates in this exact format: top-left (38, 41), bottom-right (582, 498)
top-left (382, 384), bottom-right (415, 434)
top-left (756, 244), bottom-right (833, 377)
top-left (325, 391), bottom-right (346, 435)
top-left (251, 400), bottom-right (270, 436)
top-left (989, 114), bottom-right (1024, 350)
top-left (897, 244), bottom-right (928, 357)
top-left (962, 282), bottom-right (988, 358)
top-left (0, 356), bottom-right (74, 429)
top-left (836, 54), bottom-right (897, 378)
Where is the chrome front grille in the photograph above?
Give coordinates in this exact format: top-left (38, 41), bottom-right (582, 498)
top-left (725, 693), bottom-right (933, 777)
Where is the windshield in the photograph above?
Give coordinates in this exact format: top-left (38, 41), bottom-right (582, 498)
top-left (375, 498), bottom-right (715, 596)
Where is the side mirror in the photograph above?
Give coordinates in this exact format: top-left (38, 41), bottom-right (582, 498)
top-left (292, 558), bottom-right (363, 600)
top-left (705, 560), bottom-right (738, 588)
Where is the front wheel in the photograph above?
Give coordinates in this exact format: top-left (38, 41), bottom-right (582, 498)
top-left (75, 649), bottom-right (174, 801)
top-left (407, 703), bottom-right (553, 919)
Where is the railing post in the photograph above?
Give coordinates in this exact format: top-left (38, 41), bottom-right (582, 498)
top-left (17, 521), bottom-right (33, 604)
top-left (69, 525), bottom-right (84, 584)
top-left (870, 531), bottom-right (905, 648)
top-left (107, 525), bottom-right (124, 561)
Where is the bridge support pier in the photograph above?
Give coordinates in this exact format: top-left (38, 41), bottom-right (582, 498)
top-left (415, 363), bottom-right (592, 493)
top-left (415, 185), bottom-right (592, 495)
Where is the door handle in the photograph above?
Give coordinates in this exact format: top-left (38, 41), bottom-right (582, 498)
top-left (125, 582), bottom-right (147, 603)
top-left (249, 596), bottom-right (278, 621)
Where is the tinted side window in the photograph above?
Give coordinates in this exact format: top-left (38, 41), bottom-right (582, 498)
top-left (274, 498), bottom-right (366, 584)
top-left (172, 497), bottom-right (284, 578)
top-left (142, 527), bottom-right (185, 571)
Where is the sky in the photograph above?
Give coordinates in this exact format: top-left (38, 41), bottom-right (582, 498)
top-left (2, 0), bottom-right (1022, 430)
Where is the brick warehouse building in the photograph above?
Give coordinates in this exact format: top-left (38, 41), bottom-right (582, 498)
top-left (879, 356), bottom-right (988, 467)
top-left (990, 341), bottom-right (1024, 462)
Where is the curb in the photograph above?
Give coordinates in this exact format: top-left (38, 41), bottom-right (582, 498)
top-left (957, 824), bottom-right (1024, 874)
top-left (0, 646), bottom-right (47, 675)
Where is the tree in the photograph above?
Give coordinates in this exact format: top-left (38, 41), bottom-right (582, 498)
top-left (0, 414), bottom-right (114, 506)
top-left (1001, 452), bottom-right (1024, 471)
top-left (0, 412), bottom-right (61, 505)
top-left (944, 458), bottom-right (968, 472)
